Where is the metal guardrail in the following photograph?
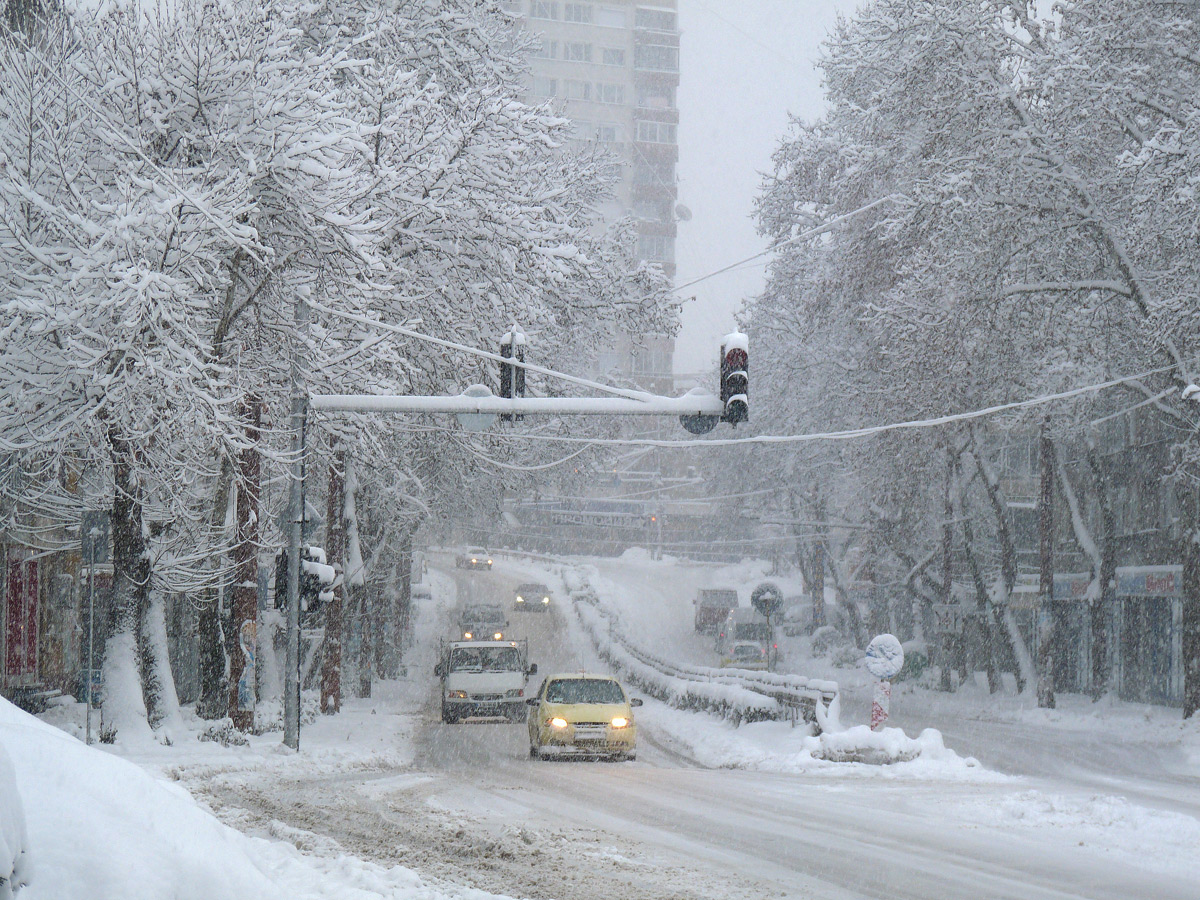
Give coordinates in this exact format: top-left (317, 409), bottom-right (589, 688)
top-left (576, 599), bottom-right (838, 731)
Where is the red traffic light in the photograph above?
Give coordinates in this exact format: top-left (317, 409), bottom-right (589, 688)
top-left (720, 333), bottom-right (748, 425)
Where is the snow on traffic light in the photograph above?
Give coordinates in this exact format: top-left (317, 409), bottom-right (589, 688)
top-left (720, 332), bottom-right (748, 425)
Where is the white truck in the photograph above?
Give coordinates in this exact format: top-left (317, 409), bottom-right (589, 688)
top-left (434, 639), bottom-right (537, 723)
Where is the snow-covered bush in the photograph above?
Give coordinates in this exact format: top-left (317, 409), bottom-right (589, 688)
top-left (0, 741), bottom-right (30, 897)
top-left (811, 625), bottom-right (851, 656)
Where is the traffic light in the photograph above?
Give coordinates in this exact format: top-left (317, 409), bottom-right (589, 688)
top-left (720, 332), bottom-right (748, 424)
top-left (275, 547), bottom-right (336, 623)
top-left (499, 327), bottom-right (526, 422)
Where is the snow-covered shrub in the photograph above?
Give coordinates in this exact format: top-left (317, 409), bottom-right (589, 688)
top-left (198, 719), bottom-right (249, 747)
top-left (831, 645), bottom-right (861, 668)
top-left (811, 625), bottom-right (850, 656)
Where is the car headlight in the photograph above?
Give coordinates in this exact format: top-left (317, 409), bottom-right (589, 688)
top-left (505, 688), bottom-right (524, 698)
top-left (542, 597), bottom-right (550, 604)
top-left (549, 717), bottom-right (568, 729)
top-left (610, 717), bottom-right (629, 729)
top-left (463, 631), bottom-right (473, 639)
top-left (487, 559), bottom-right (493, 565)
top-left (515, 596), bottom-right (524, 602)
top-left (493, 632), bottom-right (503, 640)
top-left (470, 558), bottom-right (477, 564)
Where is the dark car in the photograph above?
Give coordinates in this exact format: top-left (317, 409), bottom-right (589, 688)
top-left (513, 582), bottom-right (552, 612)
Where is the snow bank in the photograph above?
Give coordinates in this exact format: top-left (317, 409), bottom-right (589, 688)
top-left (644, 702), bottom-right (993, 779)
top-left (0, 698), bottom-right (511, 900)
top-left (0, 738), bottom-right (30, 896)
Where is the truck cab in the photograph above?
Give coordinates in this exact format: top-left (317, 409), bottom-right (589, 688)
top-left (694, 588), bottom-right (738, 634)
top-left (435, 640), bottom-right (537, 723)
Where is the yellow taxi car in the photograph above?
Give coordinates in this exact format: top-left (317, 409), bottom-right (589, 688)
top-left (526, 673), bottom-right (642, 761)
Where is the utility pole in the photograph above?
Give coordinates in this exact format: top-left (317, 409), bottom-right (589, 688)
top-left (1037, 418), bottom-right (1056, 709)
top-left (320, 452), bottom-right (345, 714)
top-left (284, 294), bottom-right (309, 750)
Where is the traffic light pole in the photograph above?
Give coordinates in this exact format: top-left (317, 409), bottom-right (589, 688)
top-left (309, 392), bottom-right (726, 417)
top-left (284, 294), bottom-right (309, 751)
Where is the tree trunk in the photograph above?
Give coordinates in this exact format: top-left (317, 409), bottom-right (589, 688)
top-left (197, 456), bottom-right (233, 719)
top-left (1037, 421), bottom-right (1056, 709)
top-left (354, 581), bottom-right (372, 698)
top-left (1183, 520), bottom-right (1200, 719)
top-left (320, 454), bottom-right (345, 714)
top-left (1086, 446), bottom-right (1116, 699)
top-left (969, 435), bottom-right (1028, 691)
top-left (141, 591), bottom-right (183, 739)
top-left (939, 449), bottom-right (955, 692)
top-left (229, 400), bottom-right (261, 731)
top-left (961, 514), bottom-right (999, 693)
top-left (101, 434), bottom-right (154, 743)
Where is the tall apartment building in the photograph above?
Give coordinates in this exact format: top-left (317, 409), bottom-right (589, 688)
top-left (505, 0), bottom-right (679, 389)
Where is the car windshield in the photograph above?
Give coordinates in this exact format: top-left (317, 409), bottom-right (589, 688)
top-left (517, 583), bottom-right (548, 596)
top-left (463, 606), bottom-right (504, 624)
top-left (450, 646), bottom-right (519, 671)
top-left (544, 678), bottom-right (625, 705)
top-left (735, 624), bottom-right (772, 642)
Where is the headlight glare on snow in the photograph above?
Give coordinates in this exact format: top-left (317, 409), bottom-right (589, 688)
top-left (549, 717), bottom-right (568, 729)
top-left (610, 717), bottom-right (628, 729)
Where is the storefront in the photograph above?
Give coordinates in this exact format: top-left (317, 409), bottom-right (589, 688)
top-left (3, 547), bottom-right (39, 690)
top-left (1113, 566), bottom-right (1182, 706)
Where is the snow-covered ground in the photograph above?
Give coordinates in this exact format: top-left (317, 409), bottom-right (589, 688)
top-left (4, 550), bottom-right (1198, 900)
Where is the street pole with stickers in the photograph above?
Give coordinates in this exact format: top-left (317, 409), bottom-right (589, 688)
top-left (864, 633), bottom-right (904, 730)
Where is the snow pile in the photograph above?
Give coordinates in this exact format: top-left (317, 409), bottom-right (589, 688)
top-left (645, 703), bottom-right (991, 778)
top-left (0, 698), bottom-right (509, 900)
top-left (975, 790), bottom-right (1200, 877)
top-left (0, 738), bottom-right (30, 896)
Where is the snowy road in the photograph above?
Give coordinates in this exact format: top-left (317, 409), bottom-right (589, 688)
top-left (184, 559), bottom-right (1198, 900)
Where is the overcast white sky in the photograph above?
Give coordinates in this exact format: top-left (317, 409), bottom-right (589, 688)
top-left (673, 0), bottom-right (861, 377)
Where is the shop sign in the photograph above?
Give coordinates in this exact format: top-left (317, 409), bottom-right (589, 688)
top-left (1116, 566), bottom-right (1182, 599)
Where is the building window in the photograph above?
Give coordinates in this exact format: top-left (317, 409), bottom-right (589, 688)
top-left (633, 160), bottom-right (674, 185)
top-left (636, 83), bottom-right (675, 109)
top-left (596, 122), bottom-right (621, 143)
top-left (635, 8), bottom-right (676, 31)
top-left (564, 2), bottom-right (592, 23)
top-left (532, 76), bottom-right (558, 97)
top-left (601, 47), bottom-right (625, 66)
top-left (637, 234), bottom-right (674, 263)
top-left (564, 41), bottom-right (592, 62)
top-left (530, 1), bottom-right (559, 19)
top-left (635, 44), bottom-right (679, 72)
top-left (572, 119), bottom-right (593, 138)
top-left (595, 82), bottom-right (624, 104)
top-left (596, 5), bottom-right (626, 27)
top-left (564, 79), bottom-right (592, 100)
top-left (636, 120), bottom-right (676, 143)
top-left (499, 0), bottom-right (521, 11)
top-left (531, 39), bottom-right (558, 59)
top-left (633, 198), bottom-right (672, 221)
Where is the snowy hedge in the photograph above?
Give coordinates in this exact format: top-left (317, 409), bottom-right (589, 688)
top-left (575, 602), bottom-right (819, 727)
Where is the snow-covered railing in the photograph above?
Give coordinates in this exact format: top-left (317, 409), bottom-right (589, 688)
top-left (574, 601), bottom-right (838, 731)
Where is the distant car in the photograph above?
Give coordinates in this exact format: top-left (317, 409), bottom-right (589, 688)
top-left (513, 582), bottom-right (552, 612)
top-left (526, 673), bottom-right (642, 761)
top-left (721, 640), bottom-right (769, 670)
top-left (459, 603), bottom-right (508, 641)
top-left (694, 588), bottom-right (738, 634)
top-left (455, 548), bottom-right (493, 570)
